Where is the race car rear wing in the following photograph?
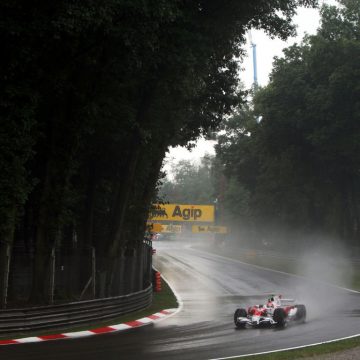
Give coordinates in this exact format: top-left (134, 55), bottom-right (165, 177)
top-left (280, 298), bottom-right (295, 305)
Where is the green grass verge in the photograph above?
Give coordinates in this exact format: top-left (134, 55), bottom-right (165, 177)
top-left (231, 336), bottom-right (360, 360)
top-left (0, 279), bottom-right (178, 340)
top-left (353, 273), bottom-right (360, 291)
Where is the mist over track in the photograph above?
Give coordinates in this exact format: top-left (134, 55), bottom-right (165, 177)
top-left (2, 240), bottom-right (360, 360)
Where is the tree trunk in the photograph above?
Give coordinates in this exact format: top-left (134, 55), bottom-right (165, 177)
top-left (29, 174), bottom-right (52, 303)
top-left (0, 206), bottom-right (16, 308)
top-left (83, 163), bottom-right (97, 249)
top-left (106, 86), bottom-right (155, 257)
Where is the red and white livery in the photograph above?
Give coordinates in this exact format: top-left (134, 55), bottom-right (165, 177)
top-left (234, 295), bottom-right (306, 328)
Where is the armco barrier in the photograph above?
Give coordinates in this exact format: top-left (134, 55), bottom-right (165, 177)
top-left (0, 285), bottom-right (152, 335)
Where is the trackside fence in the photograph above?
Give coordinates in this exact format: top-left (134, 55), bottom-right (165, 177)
top-left (0, 285), bottom-right (152, 334)
top-left (2, 241), bottom-right (153, 309)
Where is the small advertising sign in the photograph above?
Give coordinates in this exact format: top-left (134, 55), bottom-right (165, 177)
top-left (192, 225), bottom-right (228, 234)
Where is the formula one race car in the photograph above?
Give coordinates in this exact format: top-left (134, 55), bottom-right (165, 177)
top-left (234, 295), bottom-right (306, 329)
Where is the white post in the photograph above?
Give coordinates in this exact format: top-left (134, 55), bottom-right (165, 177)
top-left (1, 244), bottom-right (11, 309)
top-left (49, 248), bottom-right (55, 304)
top-left (92, 247), bottom-right (96, 298)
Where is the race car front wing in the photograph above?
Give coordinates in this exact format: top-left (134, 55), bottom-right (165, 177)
top-left (236, 315), bottom-right (277, 327)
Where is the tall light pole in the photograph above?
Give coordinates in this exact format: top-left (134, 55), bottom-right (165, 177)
top-left (248, 31), bottom-right (258, 88)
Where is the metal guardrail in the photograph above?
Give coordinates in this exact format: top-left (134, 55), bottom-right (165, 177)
top-left (0, 284), bottom-right (152, 335)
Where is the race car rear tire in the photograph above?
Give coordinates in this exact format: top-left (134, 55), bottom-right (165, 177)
top-left (234, 308), bottom-right (247, 329)
top-left (295, 304), bottom-right (306, 323)
top-left (273, 308), bottom-right (287, 328)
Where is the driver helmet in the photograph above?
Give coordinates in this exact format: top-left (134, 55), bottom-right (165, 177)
top-left (267, 296), bottom-right (275, 307)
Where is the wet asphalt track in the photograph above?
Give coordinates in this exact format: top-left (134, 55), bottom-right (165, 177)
top-left (2, 240), bottom-right (360, 360)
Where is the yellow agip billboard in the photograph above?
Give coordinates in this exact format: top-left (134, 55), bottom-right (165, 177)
top-left (149, 204), bottom-right (214, 222)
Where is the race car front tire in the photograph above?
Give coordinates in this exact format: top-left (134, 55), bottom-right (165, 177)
top-left (273, 308), bottom-right (287, 328)
top-left (234, 308), bottom-right (247, 329)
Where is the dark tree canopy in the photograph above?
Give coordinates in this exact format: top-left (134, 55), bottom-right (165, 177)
top-left (159, 155), bottom-right (216, 205)
top-left (216, 0), bottom-right (360, 249)
top-left (0, 0), bottom-right (317, 304)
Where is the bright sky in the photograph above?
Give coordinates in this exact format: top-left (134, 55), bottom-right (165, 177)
top-left (163, 1), bottom-right (337, 174)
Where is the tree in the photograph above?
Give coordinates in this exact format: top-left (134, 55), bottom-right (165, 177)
top-left (216, 0), bottom-right (360, 248)
top-left (0, 0), bottom-right (318, 304)
top-left (159, 155), bottom-right (216, 204)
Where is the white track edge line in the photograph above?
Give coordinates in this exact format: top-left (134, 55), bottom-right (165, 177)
top-left (209, 333), bottom-right (360, 360)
